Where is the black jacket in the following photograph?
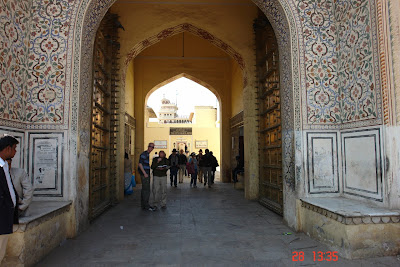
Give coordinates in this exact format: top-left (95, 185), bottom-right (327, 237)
top-left (178, 154), bottom-right (187, 165)
top-left (201, 153), bottom-right (213, 167)
top-left (0, 167), bottom-right (19, 235)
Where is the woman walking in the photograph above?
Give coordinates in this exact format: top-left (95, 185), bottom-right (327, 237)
top-left (187, 152), bottom-right (198, 188)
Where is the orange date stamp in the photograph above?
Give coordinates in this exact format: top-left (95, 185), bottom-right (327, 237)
top-left (292, 251), bottom-right (339, 262)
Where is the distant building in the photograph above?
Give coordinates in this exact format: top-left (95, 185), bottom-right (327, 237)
top-left (145, 97), bottom-right (220, 167)
top-left (158, 97), bottom-right (192, 124)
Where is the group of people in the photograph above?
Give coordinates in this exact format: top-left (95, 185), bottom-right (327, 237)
top-left (137, 143), bottom-right (219, 211)
top-left (0, 134), bottom-right (34, 264)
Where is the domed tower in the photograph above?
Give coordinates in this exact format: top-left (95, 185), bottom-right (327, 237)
top-left (158, 97), bottom-right (178, 123)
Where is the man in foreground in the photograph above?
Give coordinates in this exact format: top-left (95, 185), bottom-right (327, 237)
top-left (6, 158), bottom-right (34, 217)
top-left (151, 151), bottom-right (169, 210)
top-left (0, 135), bottom-right (19, 264)
top-left (138, 143), bottom-right (155, 211)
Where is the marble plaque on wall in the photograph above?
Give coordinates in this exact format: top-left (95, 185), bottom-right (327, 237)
top-left (154, 140), bottom-right (167, 149)
top-left (341, 128), bottom-right (383, 201)
top-left (28, 133), bottom-right (63, 197)
top-left (0, 127), bottom-right (25, 169)
top-left (306, 132), bottom-right (339, 194)
top-left (195, 140), bottom-right (208, 148)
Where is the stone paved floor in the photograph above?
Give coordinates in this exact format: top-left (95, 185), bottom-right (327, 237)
top-left (38, 177), bottom-right (399, 266)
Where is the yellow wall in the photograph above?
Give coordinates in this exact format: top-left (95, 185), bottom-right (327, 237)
top-left (194, 107), bottom-right (217, 127)
top-left (144, 125), bottom-right (220, 169)
top-left (133, 32), bottom-right (233, 180)
top-left (125, 62), bottom-right (135, 117)
top-left (231, 60), bottom-right (244, 116)
top-left (144, 105), bottom-right (220, 166)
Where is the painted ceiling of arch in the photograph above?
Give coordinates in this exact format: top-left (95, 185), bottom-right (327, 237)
top-left (0, 0), bottom-right (382, 128)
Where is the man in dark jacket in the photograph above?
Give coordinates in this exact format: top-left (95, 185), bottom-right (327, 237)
top-left (210, 151), bottom-right (219, 184)
top-left (151, 151), bottom-right (170, 210)
top-left (168, 149), bottom-right (179, 187)
top-left (202, 149), bottom-right (213, 187)
top-left (0, 134), bottom-right (19, 264)
top-left (178, 149), bottom-right (187, 184)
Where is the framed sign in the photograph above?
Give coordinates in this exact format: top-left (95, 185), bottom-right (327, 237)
top-left (170, 127), bottom-right (192, 135)
top-left (28, 132), bottom-right (63, 197)
top-left (195, 140), bottom-right (208, 148)
top-left (154, 140), bottom-right (167, 149)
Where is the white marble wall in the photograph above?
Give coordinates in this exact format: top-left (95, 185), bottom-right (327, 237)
top-left (306, 132), bottom-right (339, 194)
top-left (0, 127), bottom-right (66, 200)
top-left (305, 126), bottom-right (384, 202)
top-left (341, 128), bottom-right (383, 201)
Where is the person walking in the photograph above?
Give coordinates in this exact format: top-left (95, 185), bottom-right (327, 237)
top-left (178, 149), bottom-right (187, 184)
top-left (124, 152), bottom-right (133, 195)
top-left (210, 151), bottom-right (219, 185)
top-left (185, 151), bottom-right (190, 177)
top-left (187, 152), bottom-right (198, 188)
top-left (232, 155), bottom-right (244, 183)
top-left (197, 149), bottom-right (204, 183)
top-left (0, 135), bottom-right (19, 264)
top-left (202, 149), bottom-right (213, 187)
top-left (151, 151), bottom-right (169, 210)
top-left (168, 149), bottom-right (179, 187)
top-left (6, 158), bottom-right (34, 217)
top-left (138, 143), bottom-right (155, 211)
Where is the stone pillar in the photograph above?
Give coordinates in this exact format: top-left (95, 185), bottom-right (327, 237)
top-left (243, 80), bottom-right (259, 200)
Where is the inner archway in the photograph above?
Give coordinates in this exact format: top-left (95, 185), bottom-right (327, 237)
top-left (128, 30), bottom-right (242, 184)
top-left (145, 76), bottom-right (222, 181)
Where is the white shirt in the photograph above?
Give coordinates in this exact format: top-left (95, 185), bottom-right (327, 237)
top-left (0, 157), bottom-right (16, 207)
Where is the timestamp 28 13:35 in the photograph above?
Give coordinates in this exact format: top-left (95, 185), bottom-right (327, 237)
top-left (292, 251), bottom-right (339, 262)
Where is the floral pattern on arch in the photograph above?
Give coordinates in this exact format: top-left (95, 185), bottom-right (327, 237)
top-left (25, 0), bottom-right (75, 123)
top-left (0, 0), bottom-right (30, 122)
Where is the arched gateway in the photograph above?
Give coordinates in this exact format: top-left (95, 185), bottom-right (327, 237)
top-left (71, 0), bottom-right (301, 231)
top-left (1, 0), bottom-right (398, 263)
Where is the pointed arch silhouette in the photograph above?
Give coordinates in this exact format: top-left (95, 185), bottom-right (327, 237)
top-left (144, 73), bottom-right (222, 108)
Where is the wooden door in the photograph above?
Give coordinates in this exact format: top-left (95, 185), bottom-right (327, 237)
top-left (254, 16), bottom-right (283, 215)
top-left (90, 12), bottom-right (120, 220)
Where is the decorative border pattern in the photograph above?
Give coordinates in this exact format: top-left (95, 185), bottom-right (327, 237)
top-left (301, 201), bottom-right (400, 225)
top-left (253, 0), bottom-right (302, 190)
top-left (376, 0), bottom-right (392, 125)
top-left (124, 113), bottom-right (135, 127)
top-left (125, 23), bottom-right (248, 87)
top-left (230, 111), bottom-right (244, 129)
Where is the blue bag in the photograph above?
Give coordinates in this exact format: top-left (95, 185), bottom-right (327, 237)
top-left (131, 175), bottom-right (136, 187)
top-left (124, 173), bottom-right (134, 195)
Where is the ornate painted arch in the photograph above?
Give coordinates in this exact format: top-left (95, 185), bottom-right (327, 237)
top-left (125, 24), bottom-right (248, 87)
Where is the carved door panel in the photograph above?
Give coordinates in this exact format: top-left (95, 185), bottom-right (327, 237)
top-left (90, 13), bottom-right (120, 220)
top-left (254, 17), bottom-right (283, 215)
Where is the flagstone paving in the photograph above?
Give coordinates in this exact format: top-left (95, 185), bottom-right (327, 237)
top-left (38, 178), bottom-right (399, 266)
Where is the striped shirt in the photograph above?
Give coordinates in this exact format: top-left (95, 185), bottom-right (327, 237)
top-left (138, 151), bottom-right (150, 175)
